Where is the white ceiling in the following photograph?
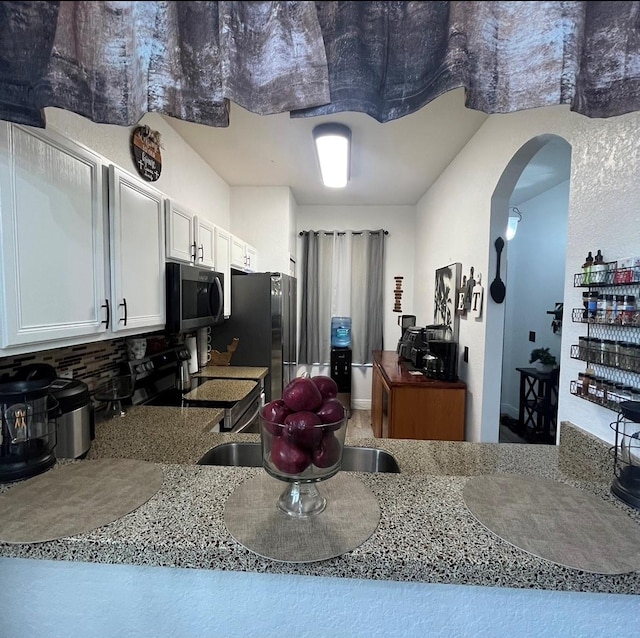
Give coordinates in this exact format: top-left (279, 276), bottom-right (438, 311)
top-left (163, 88), bottom-right (571, 207)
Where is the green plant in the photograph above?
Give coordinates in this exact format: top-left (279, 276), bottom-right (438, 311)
top-left (529, 347), bottom-right (557, 367)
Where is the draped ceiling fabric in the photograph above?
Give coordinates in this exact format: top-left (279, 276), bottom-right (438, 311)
top-left (1, 1), bottom-right (640, 129)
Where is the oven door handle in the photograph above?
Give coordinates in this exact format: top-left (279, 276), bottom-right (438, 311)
top-left (232, 400), bottom-right (261, 433)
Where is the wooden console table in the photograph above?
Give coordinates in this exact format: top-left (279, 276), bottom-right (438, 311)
top-left (371, 350), bottom-right (466, 440)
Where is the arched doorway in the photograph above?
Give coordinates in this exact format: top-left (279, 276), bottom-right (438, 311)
top-left (481, 135), bottom-right (572, 444)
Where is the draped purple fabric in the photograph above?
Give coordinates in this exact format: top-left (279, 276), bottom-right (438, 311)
top-left (1, 1), bottom-right (639, 129)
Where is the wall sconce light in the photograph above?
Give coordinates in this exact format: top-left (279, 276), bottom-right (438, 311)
top-left (312, 123), bottom-right (351, 188)
top-left (506, 207), bottom-right (522, 241)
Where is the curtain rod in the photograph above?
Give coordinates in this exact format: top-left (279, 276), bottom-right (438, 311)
top-left (299, 230), bottom-right (389, 236)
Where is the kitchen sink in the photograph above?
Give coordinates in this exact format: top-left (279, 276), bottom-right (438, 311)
top-left (197, 442), bottom-right (400, 473)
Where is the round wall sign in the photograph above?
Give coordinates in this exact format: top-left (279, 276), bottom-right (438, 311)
top-left (131, 125), bottom-right (162, 181)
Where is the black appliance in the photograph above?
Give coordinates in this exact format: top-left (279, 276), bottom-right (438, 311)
top-left (11, 364), bottom-right (94, 460)
top-left (397, 326), bottom-right (425, 361)
top-left (166, 262), bottom-right (224, 334)
top-left (0, 378), bottom-right (58, 482)
top-left (331, 347), bottom-right (352, 418)
top-left (209, 272), bottom-right (296, 402)
top-left (125, 345), bottom-right (261, 433)
top-left (49, 379), bottom-right (94, 459)
top-left (424, 340), bottom-right (459, 382)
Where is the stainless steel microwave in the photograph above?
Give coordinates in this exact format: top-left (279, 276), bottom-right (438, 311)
top-left (166, 262), bottom-right (224, 334)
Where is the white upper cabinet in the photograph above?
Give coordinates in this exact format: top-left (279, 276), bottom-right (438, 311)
top-left (195, 216), bottom-right (215, 268)
top-left (0, 123), bottom-right (109, 348)
top-left (165, 199), bottom-right (215, 268)
top-left (108, 165), bottom-right (166, 334)
top-left (230, 234), bottom-right (257, 272)
top-left (214, 225), bottom-right (232, 316)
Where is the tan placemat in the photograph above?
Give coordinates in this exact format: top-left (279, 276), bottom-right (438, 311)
top-left (463, 474), bottom-right (640, 574)
top-left (224, 473), bottom-right (380, 563)
top-left (0, 459), bottom-right (163, 544)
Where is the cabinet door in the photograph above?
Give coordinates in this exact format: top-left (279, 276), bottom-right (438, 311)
top-left (108, 165), bottom-right (166, 334)
top-left (0, 124), bottom-right (108, 348)
top-left (165, 200), bottom-right (194, 263)
top-left (195, 216), bottom-right (215, 268)
top-left (245, 242), bottom-right (257, 272)
top-left (214, 226), bottom-right (232, 316)
top-left (230, 235), bottom-right (246, 269)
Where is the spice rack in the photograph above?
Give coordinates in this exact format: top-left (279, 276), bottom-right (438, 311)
top-left (571, 266), bottom-right (640, 410)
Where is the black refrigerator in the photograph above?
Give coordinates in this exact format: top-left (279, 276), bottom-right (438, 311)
top-left (210, 272), bottom-right (297, 402)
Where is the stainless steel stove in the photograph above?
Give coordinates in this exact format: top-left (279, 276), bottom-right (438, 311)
top-left (123, 346), bottom-right (261, 433)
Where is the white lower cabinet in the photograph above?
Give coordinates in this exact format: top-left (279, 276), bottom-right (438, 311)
top-left (0, 123), bottom-right (166, 354)
top-left (108, 166), bottom-right (166, 334)
top-left (0, 124), bottom-right (109, 348)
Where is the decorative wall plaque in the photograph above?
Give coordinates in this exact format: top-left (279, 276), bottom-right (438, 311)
top-left (131, 125), bottom-right (162, 181)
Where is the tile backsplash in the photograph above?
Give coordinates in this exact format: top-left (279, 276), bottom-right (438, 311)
top-left (2, 338), bottom-right (132, 392)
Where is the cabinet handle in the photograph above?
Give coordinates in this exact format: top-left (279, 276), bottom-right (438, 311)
top-left (119, 298), bottom-right (128, 325)
top-left (199, 244), bottom-right (204, 261)
top-left (101, 299), bottom-right (110, 330)
top-left (191, 241), bottom-right (197, 262)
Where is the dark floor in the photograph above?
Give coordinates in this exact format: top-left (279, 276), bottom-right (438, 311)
top-left (499, 414), bottom-right (555, 445)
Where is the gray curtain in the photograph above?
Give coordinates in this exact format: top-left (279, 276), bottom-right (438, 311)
top-left (299, 230), bottom-right (385, 365)
top-left (2, 1), bottom-right (640, 128)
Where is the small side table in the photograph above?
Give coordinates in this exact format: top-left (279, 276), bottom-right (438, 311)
top-left (515, 367), bottom-right (559, 443)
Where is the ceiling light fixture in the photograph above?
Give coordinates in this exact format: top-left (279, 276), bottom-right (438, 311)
top-left (506, 207), bottom-right (523, 241)
top-left (312, 123), bottom-right (351, 188)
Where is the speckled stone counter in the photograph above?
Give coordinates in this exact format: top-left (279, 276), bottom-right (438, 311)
top-left (1, 414), bottom-right (639, 595)
top-left (86, 405), bottom-right (225, 464)
top-left (195, 366), bottom-right (268, 381)
top-left (183, 378), bottom-right (257, 402)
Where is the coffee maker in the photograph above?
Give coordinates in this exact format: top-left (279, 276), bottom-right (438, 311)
top-left (423, 324), bottom-right (459, 381)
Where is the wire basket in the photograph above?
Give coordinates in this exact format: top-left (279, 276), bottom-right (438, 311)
top-left (609, 400), bottom-right (640, 510)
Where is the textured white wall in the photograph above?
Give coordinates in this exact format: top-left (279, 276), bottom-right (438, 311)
top-left (1, 558), bottom-right (638, 638)
top-left (230, 186), bottom-right (295, 273)
top-left (416, 105), bottom-right (640, 444)
top-left (43, 108), bottom-right (231, 228)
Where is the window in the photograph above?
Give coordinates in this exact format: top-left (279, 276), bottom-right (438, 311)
top-left (298, 230), bottom-right (385, 365)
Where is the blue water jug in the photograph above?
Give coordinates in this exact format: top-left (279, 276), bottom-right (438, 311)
top-left (331, 316), bottom-right (352, 348)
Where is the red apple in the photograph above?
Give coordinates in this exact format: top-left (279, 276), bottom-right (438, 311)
top-left (316, 398), bottom-right (346, 429)
top-left (312, 432), bottom-right (342, 468)
top-left (271, 436), bottom-right (311, 474)
top-left (311, 375), bottom-right (338, 399)
top-left (282, 377), bottom-right (323, 412)
top-left (260, 400), bottom-right (291, 436)
top-left (284, 411), bottom-right (323, 449)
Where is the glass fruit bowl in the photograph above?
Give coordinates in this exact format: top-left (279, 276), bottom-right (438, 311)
top-left (260, 411), bottom-right (347, 518)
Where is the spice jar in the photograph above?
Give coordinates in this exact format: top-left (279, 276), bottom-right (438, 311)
top-left (621, 295), bottom-right (636, 325)
top-left (589, 337), bottom-right (604, 365)
top-left (578, 336), bottom-right (590, 360)
top-left (587, 291), bottom-right (599, 320)
top-left (602, 339), bottom-right (616, 367)
top-left (582, 371), bottom-right (594, 396)
top-left (608, 383), bottom-right (625, 406)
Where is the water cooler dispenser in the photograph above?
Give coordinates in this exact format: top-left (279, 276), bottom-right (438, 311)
top-left (330, 317), bottom-right (352, 418)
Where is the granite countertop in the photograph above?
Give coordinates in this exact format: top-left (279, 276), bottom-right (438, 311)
top-left (86, 405), bottom-right (225, 464)
top-left (195, 366), bottom-right (269, 381)
top-left (183, 378), bottom-right (257, 402)
top-left (1, 408), bottom-right (639, 595)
